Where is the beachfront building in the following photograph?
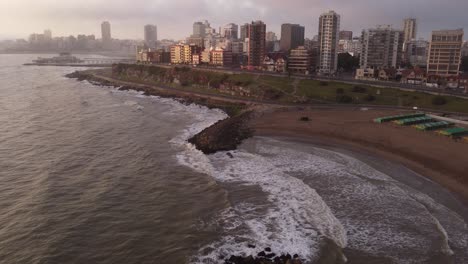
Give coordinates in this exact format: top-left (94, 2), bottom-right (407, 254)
top-left (427, 29), bottom-right (464, 77)
top-left (246, 21), bottom-right (266, 69)
top-left (210, 48), bottom-right (233, 66)
top-left (360, 26), bottom-right (404, 69)
top-left (287, 46), bottom-right (311, 74)
top-left (136, 47), bottom-right (170, 64)
top-left (170, 44), bottom-right (202, 64)
top-left (318, 10), bottom-right (340, 75)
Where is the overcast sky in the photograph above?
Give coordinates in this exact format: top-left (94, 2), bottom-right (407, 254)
top-left (0, 0), bottom-right (467, 41)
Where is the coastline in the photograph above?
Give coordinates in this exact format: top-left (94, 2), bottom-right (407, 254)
top-left (251, 108), bottom-right (468, 205)
top-left (66, 69), bottom-right (468, 206)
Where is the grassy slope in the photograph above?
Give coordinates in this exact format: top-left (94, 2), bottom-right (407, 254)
top-left (108, 65), bottom-right (468, 113)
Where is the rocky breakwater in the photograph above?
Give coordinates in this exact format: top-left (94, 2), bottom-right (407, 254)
top-left (188, 110), bottom-right (254, 154)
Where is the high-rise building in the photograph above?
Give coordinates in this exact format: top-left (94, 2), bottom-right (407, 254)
top-left (44, 29), bottom-right (52, 40)
top-left (405, 39), bottom-right (429, 67)
top-left (193, 22), bottom-right (206, 38)
top-left (338, 39), bottom-right (362, 56)
top-left (222, 23), bottom-right (239, 40)
top-left (240, 23), bottom-right (249, 41)
top-left (403, 18), bottom-right (417, 44)
top-left (144, 24), bottom-right (158, 48)
top-left (427, 29), bottom-right (464, 76)
top-left (287, 46), bottom-right (311, 74)
top-left (247, 21), bottom-right (266, 67)
top-left (462, 41), bottom-right (468, 57)
top-left (101, 21), bottom-right (111, 43)
top-left (280, 24), bottom-right (305, 51)
top-left (318, 10), bottom-right (340, 75)
top-left (266, 32), bottom-right (277, 42)
top-left (339, 30), bottom-right (353, 40)
top-left (360, 26), bottom-right (404, 69)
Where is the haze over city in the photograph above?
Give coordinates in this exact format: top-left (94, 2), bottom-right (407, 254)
top-left (1, 0), bottom-right (467, 40)
top-left (1, 0), bottom-right (468, 263)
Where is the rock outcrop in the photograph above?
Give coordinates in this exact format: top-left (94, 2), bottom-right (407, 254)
top-left (188, 111), bottom-right (253, 154)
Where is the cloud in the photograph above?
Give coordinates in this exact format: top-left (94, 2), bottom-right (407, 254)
top-left (0, 0), bottom-right (466, 40)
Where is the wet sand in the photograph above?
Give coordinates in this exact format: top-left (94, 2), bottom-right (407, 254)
top-left (250, 108), bottom-right (468, 205)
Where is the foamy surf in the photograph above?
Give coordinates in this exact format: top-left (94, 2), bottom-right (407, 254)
top-left (103, 85), bottom-right (467, 263)
top-left (167, 108), bottom-right (346, 263)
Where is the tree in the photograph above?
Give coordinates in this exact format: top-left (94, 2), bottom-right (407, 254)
top-left (338, 53), bottom-right (360, 72)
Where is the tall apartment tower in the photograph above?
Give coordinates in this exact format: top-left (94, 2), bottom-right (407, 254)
top-left (427, 29), bottom-right (464, 76)
top-left (318, 11), bottom-right (340, 75)
top-left (144, 24), bottom-right (158, 48)
top-left (403, 18), bottom-right (417, 43)
top-left (360, 26), bottom-right (404, 69)
top-left (223, 23), bottom-right (239, 40)
top-left (101, 21), bottom-right (111, 43)
top-left (240, 23), bottom-right (249, 41)
top-left (247, 21), bottom-right (266, 67)
top-left (280, 24), bottom-right (305, 51)
top-left (193, 22), bottom-right (206, 37)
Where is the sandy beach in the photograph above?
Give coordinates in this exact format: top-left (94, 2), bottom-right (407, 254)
top-left (251, 107), bottom-right (468, 204)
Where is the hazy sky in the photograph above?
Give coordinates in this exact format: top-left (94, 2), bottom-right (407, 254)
top-left (0, 0), bottom-right (467, 41)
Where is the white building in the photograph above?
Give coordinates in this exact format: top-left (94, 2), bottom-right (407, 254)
top-left (318, 10), bottom-right (340, 75)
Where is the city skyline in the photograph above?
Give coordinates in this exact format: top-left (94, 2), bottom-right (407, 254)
top-left (1, 0), bottom-right (467, 41)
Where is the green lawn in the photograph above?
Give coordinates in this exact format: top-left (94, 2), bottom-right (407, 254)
top-left (297, 80), bottom-right (468, 113)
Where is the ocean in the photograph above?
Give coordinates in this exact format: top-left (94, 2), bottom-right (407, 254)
top-left (0, 54), bottom-right (466, 264)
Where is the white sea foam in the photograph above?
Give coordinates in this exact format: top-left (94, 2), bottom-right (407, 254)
top-left (251, 138), bottom-right (468, 263)
top-left (104, 85), bottom-right (468, 263)
top-left (168, 112), bottom-right (346, 262)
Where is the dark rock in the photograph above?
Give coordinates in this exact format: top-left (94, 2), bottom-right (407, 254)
top-left (188, 111), bottom-right (254, 154)
top-left (257, 251), bottom-right (266, 257)
top-left (285, 254), bottom-right (292, 260)
top-left (293, 254), bottom-right (299, 259)
top-left (264, 247), bottom-right (271, 252)
top-left (247, 244), bottom-right (256, 248)
top-left (227, 152), bottom-right (235, 159)
top-left (265, 253), bottom-right (276, 259)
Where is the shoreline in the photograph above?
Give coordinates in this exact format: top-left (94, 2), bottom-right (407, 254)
top-left (66, 69), bottom-right (468, 206)
top-left (251, 108), bottom-right (468, 204)
top-left (255, 134), bottom-right (468, 221)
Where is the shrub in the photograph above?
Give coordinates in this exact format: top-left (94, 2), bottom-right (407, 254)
top-left (432, 96), bottom-right (447, 105)
top-left (319, 81), bottom-right (329, 86)
top-left (299, 116), bottom-right (310, 121)
top-left (364, 94), bottom-right (376, 101)
top-left (336, 95), bottom-right (353, 103)
top-left (352, 85), bottom-right (367, 93)
top-left (336, 88), bottom-right (344, 94)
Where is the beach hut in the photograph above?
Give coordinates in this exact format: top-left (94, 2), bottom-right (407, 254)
top-left (437, 127), bottom-right (468, 137)
top-left (394, 116), bottom-right (432, 126)
top-left (374, 113), bottom-right (425, 123)
top-left (414, 121), bottom-right (453, 131)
